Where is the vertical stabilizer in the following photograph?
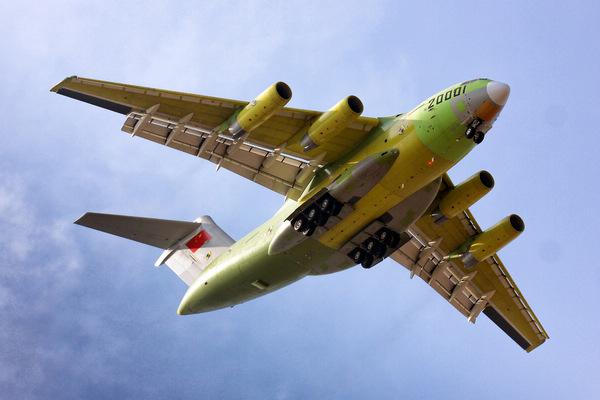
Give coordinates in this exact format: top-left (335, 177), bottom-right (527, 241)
top-left (156, 216), bottom-right (235, 286)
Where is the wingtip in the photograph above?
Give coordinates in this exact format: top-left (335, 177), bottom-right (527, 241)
top-left (74, 212), bottom-right (92, 226)
top-left (526, 337), bottom-right (547, 353)
top-left (50, 75), bottom-right (78, 92)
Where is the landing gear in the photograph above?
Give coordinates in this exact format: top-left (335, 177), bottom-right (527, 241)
top-left (318, 194), bottom-right (333, 213)
top-left (364, 237), bottom-right (386, 258)
top-left (348, 228), bottom-right (406, 269)
top-left (306, 205), bottom-right (328, 226)
top-left (292, 215), bottom-right (316, 237)
top-left (306, 205), bottom-right (320, 221)
top-left (361, 253), bottom-right (374, 269)
top-left (465, 118), bottom-right (485, 144)
top-left (301, 222), bottom-right (316, 237)
top-left (376, 228), bottom-right (400, 248)
top-left (291, 215), bottom-right (314, 236)
top-left (318, 194), bottom-right (342, 217)
top-left (349, 248), bottom-right (374, 269)
top-left (291, 193), bottom-right (345, 238)
top-left (473, 131), bottom-right (485, 144)
top-left (292, 215), bottom-right (308, 232)
top-left (465, 126), bottom-right (476, 139)
top-left (350, 248), bottom-right (366, 264)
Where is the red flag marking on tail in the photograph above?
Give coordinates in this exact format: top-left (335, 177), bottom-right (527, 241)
top-left (186, 230), bottom-right (212, 252)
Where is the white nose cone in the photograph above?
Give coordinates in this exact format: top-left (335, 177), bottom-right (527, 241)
top-left (487, 81), bottom-right (510, 107)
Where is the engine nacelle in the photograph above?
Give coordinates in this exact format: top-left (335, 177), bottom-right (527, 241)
top-left (448, 214), bottom-right (524, 268)
top-left (228, 82), bottom-right (292, 139)
top-left (431, 171), bottom-right (494, 225)
top-left (299, 95), bottom-right (364, 152)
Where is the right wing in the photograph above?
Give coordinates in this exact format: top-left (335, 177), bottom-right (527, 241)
top-left (390, 174), bottom-right (548, 352)
top-left (51, 76), bottom-right (380, 199)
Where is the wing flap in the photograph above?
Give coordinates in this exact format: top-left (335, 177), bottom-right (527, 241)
top-left (75, 213), bottom-right (200, 249)
top-left (121, 110), bottom-right (309, 196)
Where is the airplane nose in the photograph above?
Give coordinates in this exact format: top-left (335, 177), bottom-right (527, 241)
top-left (486, 81), bottom-right (510, 107)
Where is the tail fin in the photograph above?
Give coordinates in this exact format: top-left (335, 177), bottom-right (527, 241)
top-left (156, 216), bottom-right (235, 285)
top-left (75, 213), bottom-right (235, 286)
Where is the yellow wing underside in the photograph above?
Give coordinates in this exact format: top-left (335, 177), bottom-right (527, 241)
top-left (391, 174), bottom-right (548, 351)
top-left (51, 76), bottom-right (379, 199)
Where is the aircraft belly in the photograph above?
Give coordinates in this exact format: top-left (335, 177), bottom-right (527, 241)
top-left (310, 178), bottom-right (441, 275)
top-left (178, 224), bottom-right (312, 314)
top-left (317, 134), bottom-right (452, 250)
top-left (177, 82), bottom-right (486, 314)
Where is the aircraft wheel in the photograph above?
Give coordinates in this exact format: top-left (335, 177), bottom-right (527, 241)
top-left (364, 238), bottom-right (385, 258)
top-left (378, 228), bottom-right (401, 248)
top-left (306, 206), bottom-right (322, 222)
top-left (473, 131), bottom-right (485, 144)
top-left (350, 248), bottom-right (366, 264)
top-left (302, 222), bottom-right (316, 237)
top-left (465, 127), bottom-right (476, 139)
top-left (376, 228), bottom-right (394, 245)
top-left (361, 254), bottom-right (374, 269)
top-left (292, 215), bottom-right (308, 232)
top-left (318, 194), bottom-right (334, 213)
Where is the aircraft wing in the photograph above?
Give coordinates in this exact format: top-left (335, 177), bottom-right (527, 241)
top-left (390, 174), bottom-right (548, 352)
top-left (51, 76), bottom-right (379, 199)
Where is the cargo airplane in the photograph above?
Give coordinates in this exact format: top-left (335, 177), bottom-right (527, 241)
top-left (51, 76), bottom-right (548, 351)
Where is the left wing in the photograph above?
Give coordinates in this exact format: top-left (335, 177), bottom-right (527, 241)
top-left (51, 76), bottom-right (379, 199)
top-left (390, 174), bottom-right (548, 352)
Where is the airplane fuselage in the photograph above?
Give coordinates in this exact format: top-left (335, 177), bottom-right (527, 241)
top-left (54, 74), bottom-right (548, 350)
top-left (177, 79), bottom-right (509, 314)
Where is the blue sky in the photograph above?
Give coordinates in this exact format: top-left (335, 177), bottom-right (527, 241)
top-left (1, 1), bottom-right (599, 398)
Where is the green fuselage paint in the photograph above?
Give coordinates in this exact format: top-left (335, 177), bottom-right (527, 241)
top-left (178, 79), bottom-right (505, 314)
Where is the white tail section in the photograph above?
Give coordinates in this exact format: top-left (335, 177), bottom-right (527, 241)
top-left (155, 216), bottom-right (235, 286)
top-left (74, 212), bottom-right (235, 287)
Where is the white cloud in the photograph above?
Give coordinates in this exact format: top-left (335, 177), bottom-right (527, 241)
top-left (0, 171), bottom-right (84, 306)
top-left (0, 174), bottom-right (37, 262)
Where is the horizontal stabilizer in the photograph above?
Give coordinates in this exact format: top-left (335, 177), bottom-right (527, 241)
top-left (75, 213), bottom-right (201, 249)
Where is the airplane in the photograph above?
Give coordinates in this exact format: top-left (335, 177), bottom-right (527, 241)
top-left (51, 76), bottom-right (548, 352)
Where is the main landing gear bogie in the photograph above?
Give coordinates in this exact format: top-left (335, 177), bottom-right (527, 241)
top-left (291, 194), bottom-right (344, 237)
top-left (349, 227), bottom-right (403, 269)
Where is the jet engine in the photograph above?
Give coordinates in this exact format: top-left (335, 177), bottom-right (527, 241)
top-left (228, 82), bottom-right (292, 139)
top-left (431, 171), bottom-right (494, 225)
top-left (448, 214), bottom-right (524, 268)
top-left (299, 95), bottom-right (364, 152)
